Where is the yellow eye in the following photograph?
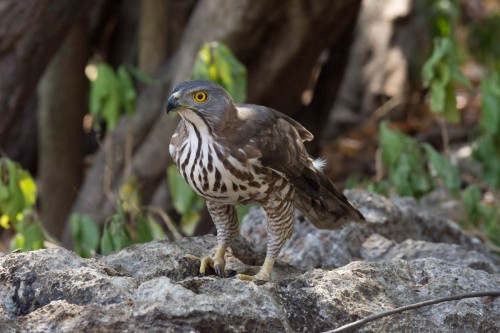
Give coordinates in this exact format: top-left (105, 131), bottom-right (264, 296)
top-left (193, 90), bottom-right (208, 103)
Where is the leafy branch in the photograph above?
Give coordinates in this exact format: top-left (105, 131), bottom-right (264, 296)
top-left (0, 158), bottom-right (46, 251)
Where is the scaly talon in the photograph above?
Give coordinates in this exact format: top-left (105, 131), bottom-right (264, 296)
top-left (234, 257), bottom-right (275, 282)
top-left (214, 264), bottom-right (225, 278)
top-left (235, 273), bottom-right (259, 281)
top-left (235, 271), bottom-right (269, 282)
top-left (199, 257), bottom-right (214, 276)
top-left (195, 245), bottom-right (227, 277)
top-left (185, 254), bottom-right (200, 261)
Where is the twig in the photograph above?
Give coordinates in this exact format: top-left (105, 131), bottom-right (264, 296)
top-left (124, 118), bottom-right (134, 181)
top-left (104, 135), bottom-right (116, 203)
top-left (143, 205), bottom-right (183, 241)
top-left (324, 290), bottom-right (500, 333)
top-left (437, 117), bottom-right (451, 159)
top-left (370, 95), bottom-right (404, 121)
top-left (374, 148), bottom-right (383, 183)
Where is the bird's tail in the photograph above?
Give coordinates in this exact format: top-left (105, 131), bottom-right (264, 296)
top-left (294, 164), bottom-right (364, 230)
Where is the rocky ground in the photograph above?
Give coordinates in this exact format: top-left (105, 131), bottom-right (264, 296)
top-left (1, 190), bottom-right (499, 332)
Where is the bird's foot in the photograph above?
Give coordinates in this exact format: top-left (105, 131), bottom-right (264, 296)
top-left (235, 272), bottom-right (268, 282)
top-left (200, 256), bottom-right (226, 277)
top-left (234, 256), bottom-right (275, 282)
top-left (186, 245), bottom-right (227, 278)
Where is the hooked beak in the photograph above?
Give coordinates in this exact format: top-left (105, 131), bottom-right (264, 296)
top-left (166, 92), bottom-right (181, 113)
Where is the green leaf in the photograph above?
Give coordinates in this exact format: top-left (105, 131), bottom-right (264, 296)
top-left (379, 122), bottom-right (405, 172)
top-left (100, 207), bottom-right (133, 255)
top-left (192, 42), bottom-right (247, 103)
top-left (0, 215), bottom-right (9, 229)
top-left (424, 0), bottom-right (460, 38)
top-left (180, 211), bottom-right (200, 236)
top-left (21, 222), bottom-right (45, 251)
top-left (422, 144), bottom-right (460, 191)
top-left (0, 158), bottom-right (36, 223)
top-left (462, 185), bottom-right (481, 221)
top-left (442, 83), bottom-right (460, 123)
top-left (145, 217), bottom-right (167, 240)
top-left (480, 71), bottom-right (500, 135)
top-left (473, 70), bottom-right (500, 189)
top-left (430, 80), bottom-right (447, 113)
top-left (89, 64), bottom-right (110, 116)
top-left (236, 204), bottom-right (252, 223)
top-left (484, 210), bottom-right (500, 246)
top-left (167, 165), bottom-right (199, 214)
top-left (0, 185), bottom-right (8, 201)
top-left (103, 78), bottom-right (121, 130)
top-left (100, 227), bottom-right (114, 255)
top-left (422, 38), bottom-right (452, 86)
top-left (6, 161), bottom-right (24, 218)
top-left (118, 178), bottom-right (141, 213)
top-left (71, 213), bottom-right (100, 258)
top-left (473, 134), bottom-right (500, 188)
top-left (117, 66), bottom-right (137, 116)
top-left (90, 64), bottom-right (120, 130)
top-left (12, 233), bottom-right (25, 252)
top-left (390, 153), bottom-right (413, 195)
top-left (136, 214), bottom-right (153, 243)
top-left (451, 64), bottom-right (472, 89)
top-left (422, 37), bottom-right (468, 123)
top-left (89, 63), bottom-right (138, 131)
top-left (19, 171), bottom-right (37, 207)
top-left (10, 213), bottom-right (45, 252)
top-left (379, 122), bottom-right (432, 197)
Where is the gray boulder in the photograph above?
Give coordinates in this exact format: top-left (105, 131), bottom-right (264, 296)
top-left (0, 190), bottom-right (498, 332)
top-left (241, 190), bottom-right (497, 269)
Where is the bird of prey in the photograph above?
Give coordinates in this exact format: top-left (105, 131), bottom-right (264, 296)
top-left (166, 80), bottom-right (364, 281)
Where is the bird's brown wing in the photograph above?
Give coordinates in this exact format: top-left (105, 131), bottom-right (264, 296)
top-left (225, 104), bottom-right (312, 175)
top-left (228, 104), bottom-right (364, 229)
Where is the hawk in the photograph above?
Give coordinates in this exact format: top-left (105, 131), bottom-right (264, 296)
top-left (166, 80), bottom-right (364, 281)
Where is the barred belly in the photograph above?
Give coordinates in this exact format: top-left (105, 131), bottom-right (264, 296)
top-left (171, 121), bottom-right (274, 204)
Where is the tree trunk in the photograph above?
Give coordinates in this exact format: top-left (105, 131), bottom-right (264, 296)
top-left (37, 21), bottom-right (90, 239)
top-left (325, 0), bottom-right (430, 139)
top-left (65, 0), bottom-right (362, 245)
top-left (297, 1), bottom-right (361, 155)
top-left (138, 0), bottom-right (169, 76)
top-left (0, 0), bottom-right (96, 166)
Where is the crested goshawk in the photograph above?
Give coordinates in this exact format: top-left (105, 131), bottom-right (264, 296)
top-left (166, 80), bottom-right (364, 281)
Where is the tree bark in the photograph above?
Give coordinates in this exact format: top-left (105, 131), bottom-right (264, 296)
top-left (37, 21), bottom-right (90, 239)
top-left (65, 0), bottom-right (362, 245)
top-left (138, 0), bottom-right (169, 75)
top-left (326, 0), bottom-right (429, 138)
top-left (0, 0), bottom-right (96, 162)
top-left (297, 1), bottom-right (362, 155)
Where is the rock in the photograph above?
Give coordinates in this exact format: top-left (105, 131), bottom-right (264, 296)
top-left (17, 301), bottom-right (196, 333)
top-left (241, 190), bottom-right (498, 269)
top-left (0, 190), bottom-right (499, 332)
top-left (418, 188), bottom-right (465, 222)
top-left (361, 234), bottom-right (499, 274)
top-left (0, 247), bottom-right (137, 316)
top-left (0, 241), bottom-right (295, 332)
top-left (279, 259), bottom-right (500, 333)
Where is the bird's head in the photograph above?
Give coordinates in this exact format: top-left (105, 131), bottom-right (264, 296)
top-left (166, 80), bottom-right (236, 131)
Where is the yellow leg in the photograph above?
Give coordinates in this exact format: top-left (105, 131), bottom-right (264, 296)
top-left (199, 245), bottom-right (227, 277)
top-left (236, 257), bottom-right (275, 282)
